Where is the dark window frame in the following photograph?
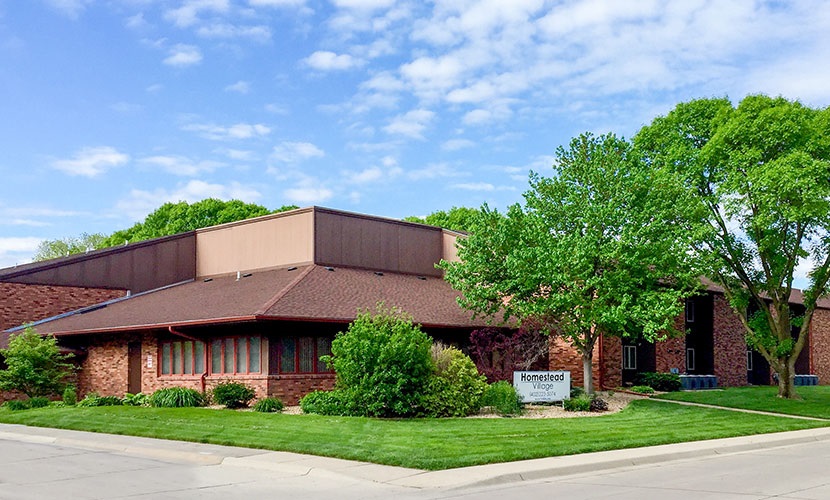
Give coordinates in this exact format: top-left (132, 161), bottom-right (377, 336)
top-left (209, 336), bottom-right (263, 375)
top-left (623, 345), bottom-right (637, 370)
top-left (158, 339), bottom-right (206, 376)
top-left (277, 335), bottom-right (334, 375)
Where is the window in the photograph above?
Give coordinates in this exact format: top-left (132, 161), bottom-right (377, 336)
top-left (685, 298), bottom-right (695, 323)
top-left (623, 345), bottom-right (637, 370)
top-left (278, 336), bottom-right (334, 374)
top-left (746, 350), bottom-right (753, 371)
top-left (210, 336), bottom-right (262, 375)
top-left (159, 340), bottom-right (205, 376)
top-left (686, 348), bottom-right (696, 371)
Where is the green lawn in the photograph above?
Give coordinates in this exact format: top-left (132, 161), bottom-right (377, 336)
top-left (0, 399), bottom-right (826, 470)
top-left (654, 385), bottom-right (830, 419)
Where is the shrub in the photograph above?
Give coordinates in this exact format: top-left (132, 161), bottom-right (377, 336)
top-left (468, 325), bottom-right (550, 383)
top-left (590, 396), bottom-right (608, 412)
top-left (28, 396), bottom-right (50, 408)
top-left (635, 372), bottom-right (681, 392)
top-left (324, 305), bottom-right (434, 417)
top-left (563, 395), bottom-right (592, 412)
top-left (3, 400), bottom-right (29, 411)
top-left (570, 386), bottom-right (585, 399)
top-left (149, 387), bottom-right (206, 408)
top-left (300, 390), bottom-right (353, 416)
top-left (77, 393), bottom-right (123, 407)
top-left (0, 327), bottom-right (76, 398)
top-left (252, 397), bottom-right (284, 413)
top-left (212, 382), bottom-right (256, 409)
top-left (421, 345), bottom-right (488, 417)
top-left (480, 381), bottom-right (523, 416)
top-left (629, 385), bottom-right (655, 395)
top-left (62, 385), bottom-right (77, 406)
top-left (121, 392), bottom-right (150, 406)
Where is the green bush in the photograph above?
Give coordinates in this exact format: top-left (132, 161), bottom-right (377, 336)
top-left (212, 382), bottom-right (256, 409)
top-left (635, 372), bottom-right (681, 392)
top-left (300, 390), bottom-right (353, 416)
top-left (421, 346), bottom-right (488, 417)
top-left (121, 392), bottom-right (149, 406)
top-left (252, 397), bottom-right (284, 413)
top-left (629, 385), bottom-right (655, 395)
top-left (324, 305), bottom-right (434, 417)
top-left (481, 381), bottom-right (523, 416)
top-left (563, 395), bottom-right (592, 412)
top-left (0, 327), bottom-right (76, 398)
top-left (77, 393), bottom-right (123, 407)
top-left (62, 386), bottom-right (77, 406)
top-left (149, 387), bottom-right (206, 408)
top-left (28, 396), bottom-right (50, 408)
top-left (3, 400), bottom-right (29, 411)
top-left (570, 386), bottom-right (585, 399)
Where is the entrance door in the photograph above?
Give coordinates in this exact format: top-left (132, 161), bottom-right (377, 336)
top-left (128, 342), bottom-right (142, 394)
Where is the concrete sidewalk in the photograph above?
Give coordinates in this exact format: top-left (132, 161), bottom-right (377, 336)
top-left (2, 423), bottom-right (830, 490)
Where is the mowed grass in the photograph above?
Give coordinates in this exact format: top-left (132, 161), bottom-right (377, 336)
top-left (0, 399), bottom-right (826, 470)
top-left (655, 385), bottom-right (830, 419)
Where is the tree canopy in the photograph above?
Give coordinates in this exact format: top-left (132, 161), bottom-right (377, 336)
top-left (442, 133), bottom-right (699, 393)
top-left (404, 206), bottom-right (482, 233)
top-left (34, 199), bottom-right (298, 261)
top-left (0, 327), bottom-right (75, 398)
top-left (635, 94), bottom-right (830, 398)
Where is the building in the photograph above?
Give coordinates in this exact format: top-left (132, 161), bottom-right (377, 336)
top-left (1, 206), bottom-right (827, 404)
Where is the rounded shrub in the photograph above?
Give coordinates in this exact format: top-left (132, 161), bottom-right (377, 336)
top-left (480, 380), bottom-right (523, 416)
top-left (149, 387), bottom-right (206, 408)
top-left (28, 397), bottom-right (50, 408)
top-left (421, 346), bottom-right (488, 417)
top-left (121, 392), bottom-right (150, 406)
top-left (252, 397), bottom-right (284, 413)
top-left (325, 305), bottom-right (434, 417)
top-left (629, 385), bottom-right (655, 395)
top-left (62, 386), bottom-right (77, 406)
top-left (299, 390), bottom-right (352, 416)
top-left (3, 400), bottom-right (29, 411)
top-left (212, 382), bottom-right (256, 409)
top-left (634, 372), bottom-right (681, 392)
top-left (563, 395), bottom-right (592, 412)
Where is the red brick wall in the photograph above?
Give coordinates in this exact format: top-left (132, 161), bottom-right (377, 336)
top-left (77, 334), bottom-right (132, 397)
top-left (712, 294), bottom-right (748, 387)
top-left (549, 337), bottom-right (601, 390)
top-left (656, 314), bottom-right (687, 374)
top-left (600, 335), bottom-right (622, 389)
top-left (811, 308), bottom-right (830, 384)
top-left (0, 283), bottom-right (123, 334)
top-left (268, 375), bottom-right (335, 405)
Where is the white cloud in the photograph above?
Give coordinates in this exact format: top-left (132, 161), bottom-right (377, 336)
top-left (125, 12), bottom-right (148, 30)
top-left (43, 0), bottom-right (91, 19)
top-left (304, 51), bottom-right (362, 71)
top-left (139, 155), bottom-right (225, 176)
top-left (215, 148), bottom-right (256, 161)
top-left (383, 109), bottom-right (435, 139)
top-left (52, 146), bottom-right (129, 177)
top-left (196, 24), bottom-right (271, 42)
top-left (183, 122), bottom-right (271, 140)
top-left (441, 138), bottom-right (475, 151)
top-left (332, 0), bottom-right (395, 9)
top-left (264, 103), bottom-right (289, 114)
top-left (224, 80), bottom-right (251, 94)
top-left (146, 83), bottom-right (163, 93)
top-left (452, 182), bottom-right (495, 191)
top-left (269, 141), bottom-right (325, 164)
top-left (164, 0), bottom-right (230, 28)
top-left (0, 237), bottom-right (42, 269)
top-left (249, 0), bottom-right (306, 6)
top-left (116, 180), bottom-right (262, 221)
top-left (407, 162), bottom-right (459, 181)
top-left (163, 44), bottom-right (203, 67)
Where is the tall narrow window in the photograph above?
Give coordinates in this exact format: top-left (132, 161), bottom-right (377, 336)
top-left (236, 337), bottom-right (248, 373)
top-left (224, 338), bottom-right (235, 373)
top-left (278, 336), bottom-right (335, 374)
top-left (299, 337), bottom-right (315, 373)
top-left (746, 350), bottom-right (753, 371)
top-left (623, 345), bottom-right (637, 370)
top-left (161, 343), bottom-right (172, 375)
top-left (209, 336), bottom-right (263, 375)
top-left (316, 336), bottom-right (332, 373)
top-left (686, 348), bottom-right (696, 371)
top-left (159, 340), bottom-right (206, 376)
top-left (249, 337), bottom-right (261, 373)
top-left (685, 299), bottom-right (695, 323)
top-left (279, 337), bottom-right (296, 374)
top-left (211, 339), bottom-right (222, 374)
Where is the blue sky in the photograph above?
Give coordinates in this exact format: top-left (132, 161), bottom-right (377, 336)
top-left (1, 0), bottom-right (829, 270)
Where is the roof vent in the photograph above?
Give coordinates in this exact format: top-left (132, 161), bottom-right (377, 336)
top-left (236, 271), bottom-right (241, 281)
top-left (287, 266), bottom-right (298, 271)
top-left (242, 273), bottom-right (253, 278)
top-left (325, 266), bottom-right (335, 271)
top-left (204, 278), bottom-right (213, 282)
top-left (417, 276), bottom-right (427, 281)
top-left (374, 271), bottom-right (384, 276)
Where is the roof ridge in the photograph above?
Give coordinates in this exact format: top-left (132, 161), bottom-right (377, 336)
top-left (253, 265), bottom-right (316, 316)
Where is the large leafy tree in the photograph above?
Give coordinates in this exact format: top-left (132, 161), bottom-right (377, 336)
top-left (33, 233), bottom-right (107, 261)
top-left (442, 133), bottom-right (698, 394)
top-left (635, 95), bottom-right (830, 399)
top-left (0, 327), bottom-right (76, 398)
top-left (404, 206), bottom-right (481, 232)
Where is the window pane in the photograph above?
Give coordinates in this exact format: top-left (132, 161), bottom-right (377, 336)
top-left (224, 338), bottom-right (234, 373)
top-left (236, 337), bottom-right (248, 373)
top-left (249, 337), bottom-right (261, 373)
top-left (183, 341), bottom-right (193, 374)
top-left (173, 342), bottom-right (183, 374)
top-left (316, 337), bottom-right (332, 373)
top-left (161, 343), bottom-right (171, 375)
top-left (194, 341), bottom-right (205, 374)
top-left (299, 337), bottom-right (314, 373)
top-left (211, 339), bottom-right (222, 374)
top-left (280, 337), bottom-right (295, 374)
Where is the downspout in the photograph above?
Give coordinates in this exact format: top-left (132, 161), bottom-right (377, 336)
top-left (598, 333), bottom-right (605, 390)
top-left (168, 326), bottom-right (207, 394)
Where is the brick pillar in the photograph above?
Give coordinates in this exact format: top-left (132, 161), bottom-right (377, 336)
top-left (712, 294), bottom-right (748, 387)
top-left (811, 308), bottom-right (830, 384)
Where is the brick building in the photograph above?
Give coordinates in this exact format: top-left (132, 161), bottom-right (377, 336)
top-left (1, 206), bottom-right (828, 402)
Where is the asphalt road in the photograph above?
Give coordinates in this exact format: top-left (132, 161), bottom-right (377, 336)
top-left (1, 426), bottom-right (829, 499)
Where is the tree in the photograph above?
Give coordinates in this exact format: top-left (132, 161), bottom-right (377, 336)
top-left (442, 133), bottom-right (699, 394)
top-left (33, 233), bottom-right (107, 261)
top-left (404, 206), bottom-right (482, 232)
top-left (468, 324), bottom-right (550, 383)
top-left (635, 95), bottom-right (830, 399)
top-left (0, 327), bottom-right (76, 398)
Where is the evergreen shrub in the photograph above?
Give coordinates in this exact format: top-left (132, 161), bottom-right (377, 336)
top-left (635, 372), bottom-right (681, 392)
top-left (212, 382), bottom-right (256, 409)
top-left (421, 345), bottom-right (487, 417)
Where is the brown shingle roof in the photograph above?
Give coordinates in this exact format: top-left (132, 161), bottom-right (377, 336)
top-left (24, 265), bottom-right (488, 337)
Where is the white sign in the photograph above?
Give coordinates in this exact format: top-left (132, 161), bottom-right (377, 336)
top-left (513, 371), bottom-right (571, 403)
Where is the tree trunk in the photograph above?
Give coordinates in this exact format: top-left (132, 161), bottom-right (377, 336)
top-left (582, 353), bottom-right (594, 396)
top-left (776, 359), bottom-right (799, 399)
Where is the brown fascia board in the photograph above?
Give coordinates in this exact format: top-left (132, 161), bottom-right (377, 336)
top-left (43, 316), bottom-right (261, 338)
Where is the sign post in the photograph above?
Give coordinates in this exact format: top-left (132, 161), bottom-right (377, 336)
top-left (513, 371), bottom-right (571, 403)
